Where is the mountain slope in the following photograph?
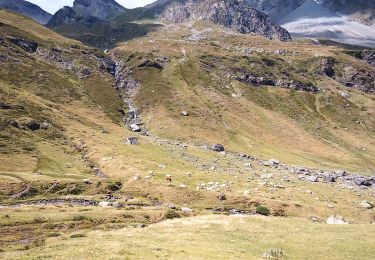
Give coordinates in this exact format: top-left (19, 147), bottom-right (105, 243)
top-left (0, 0), bottom-right (52, 24)
top-left (1, 9), bottom-right (375, 257)
top-left (48, 0), bottom-right (291, 48)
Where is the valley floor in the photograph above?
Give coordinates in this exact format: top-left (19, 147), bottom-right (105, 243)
top-left (2, 214), bottom-right (375, 259)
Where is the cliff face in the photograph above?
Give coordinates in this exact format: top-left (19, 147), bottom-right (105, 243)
top-left (160, 0), bottom-right (291, 41)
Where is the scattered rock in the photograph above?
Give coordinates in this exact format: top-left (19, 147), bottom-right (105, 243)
top-left (79, 67), bottom-right (92, 78)
top-left (181, 207), bottom-right (193, 213)
top-left (326, 215), bottom-right (348, 225)
top-left (8, 119), bottom-right (19, 128)
top-left (218, 193), bottom-right (226, 201)
top-left (165, 174), bottom-right (172, 182)
top-left (130, 123), bottom-right (141, 132)
top-left (25, 120), bottom-right (40, 131)
top-left (320, 57), bottom-right (335, 77)
top-left (0, 103), bottom-right (12, 109)
top-left (126, 137), bottom-right (139, 145)
top-left (101, 128), bottom-right (109, 134)
top-left (98, 201), bottom-right (111, 207)
top-left (306, 176), bottom-right (318, 182)
top-left (82, 179), bottom-right (92, 184)
top-left (99, 57), bottom-right (116, 76)
top-left (211, 144), bottom-right (225, 152)
top-left (359, 201), bottom-right (373, 209)
top-left (339, 91), bottom-right (351, 98)
top-left (40, 122), bottom-right (51, 130)
top-left (181, 110), bottom-right (189, 116)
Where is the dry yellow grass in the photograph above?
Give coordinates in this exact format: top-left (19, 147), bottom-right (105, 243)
top-left (2, 214), bottom-right (375, 259)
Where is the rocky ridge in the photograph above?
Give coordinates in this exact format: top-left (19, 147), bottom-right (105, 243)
top-left (0, 0), bottom-right (52, 24)
top-left (159, 0), bottom-right (291, 41)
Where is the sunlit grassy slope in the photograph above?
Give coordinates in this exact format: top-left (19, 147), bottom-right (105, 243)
top-left (3, 215), bottom-right (375, 260)
top-left (113, 21), bottom-right (375, 171)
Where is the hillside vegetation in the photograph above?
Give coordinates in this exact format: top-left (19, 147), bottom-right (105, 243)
top-left (0, 10), bottom-right (374, 259)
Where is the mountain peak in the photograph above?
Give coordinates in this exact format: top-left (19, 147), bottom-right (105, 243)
top-left (72, 0), bottom-right (125, 19)
top-left (0, 0), bottom-right (52, 24)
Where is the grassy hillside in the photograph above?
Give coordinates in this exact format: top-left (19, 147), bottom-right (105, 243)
top-left (113, 22), bottom-right (375, 171)
top-left (0, 10), bottom-right (375, 259)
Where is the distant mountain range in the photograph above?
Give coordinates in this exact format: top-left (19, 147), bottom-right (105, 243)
top-left (0, 0), bottom-right (52, 24)
top-left (247, 0), bottom-right (375, 47)
top-left (1, 0), bottom-right (375, 47)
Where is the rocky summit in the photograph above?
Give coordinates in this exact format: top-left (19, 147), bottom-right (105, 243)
top-left (160, 0), bottom-right (291, 41)
top-left (0, 1), bottom-right (375, 259)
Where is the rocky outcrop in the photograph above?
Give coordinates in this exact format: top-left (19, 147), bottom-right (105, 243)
top-left (7, 36), bottom-right (38, 53)
top-left (339, 66), bottom-right (375, 94)
top-left (345, 50), bottom-right (375, 67)
top-left (320, 57), bottom-right (335, 77)
top-left (0, 0), bottom-right (52, 24)
top-left (160, 0), bottom-right (291, 41)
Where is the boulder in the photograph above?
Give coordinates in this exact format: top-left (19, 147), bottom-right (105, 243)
top-left (8, 119), bottom-right (19, 128)
top-left (126, 137), bottom-right (139, 145)
top-left (181, 111), bottom-right (189, 116)
top-left (354, 177), bottom-right (372, 187)
top-left (326, 215), bottom-right (348, 225)
top-left (0, 102), bottom-right (12, 109)
top-left (40, 122), bottom-right (51, 130)
top-left (130, 124), bottom-right (141, 132)
top-left (98, 201), bottom-right (112, 207)
top-left (211, 144), bottom-right (225, 152)
top-left (82, 179), bottom-right (92, 184)
top-left (322, 175), bottom-right (336, 183)
top-left (320, 57), bottom-right (335, 77)
top-left (359, 201), bottom-right (373, 209)
top-left (99, 57), bottom-right (116, 76)
top-left (181, 207), bottom-right (193, 213)
top-left (25, 120), bottom-right (40, 131)
top-left (218, 193), bottom-right (226, 201)
top-left (7, 37), bottom-right (38, 53)
top-left (306, 176), bottom-right (318, 182)
top-left (79, 67), bottom-right (92, 78)
top-left (269, 159), bottom-right (280, 165)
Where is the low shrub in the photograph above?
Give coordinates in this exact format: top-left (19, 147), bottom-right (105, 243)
top-left (164, 210), bottom-right (180, 219)
top-left (256, 206), bottom-right (270, 216)
top-left (70, 233), bottom-right (86, 238)
top-left (72, 215), bottom-right (88, 221)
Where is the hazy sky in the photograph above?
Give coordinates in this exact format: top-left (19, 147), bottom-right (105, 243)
top-left (27, 0), bottom-right (156, 14)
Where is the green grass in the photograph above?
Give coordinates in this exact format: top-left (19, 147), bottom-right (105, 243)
top-left (2, 215), bottom-right (375, 259)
